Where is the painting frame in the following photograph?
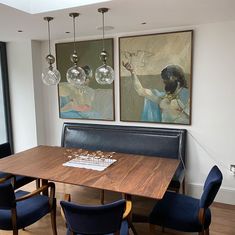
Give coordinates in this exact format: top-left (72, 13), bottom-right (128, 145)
top-left (119, 30), bottom-right (193, 125)
top-left (56, 38), bottom-right (115, 121)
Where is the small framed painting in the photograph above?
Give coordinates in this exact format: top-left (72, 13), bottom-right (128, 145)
top-left (56, 38), bottom-right (115, 121)
top-left (119, 30), bottom-right (193, 125)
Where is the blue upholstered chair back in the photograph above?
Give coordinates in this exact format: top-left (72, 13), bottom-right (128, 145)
top-left (200, 165), bottom-right (223, 209)
top-left (0, 183), bottom-right (16, 209)
top-left (0, 143), bottom-right (12, 158)
top-left (61, 199), bottom-right (126, 234)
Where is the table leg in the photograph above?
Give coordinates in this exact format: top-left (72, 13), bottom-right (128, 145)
top-left (41, 179), bottom-right (49, 196)
top-left (100, 189), bottom-right (105, 204)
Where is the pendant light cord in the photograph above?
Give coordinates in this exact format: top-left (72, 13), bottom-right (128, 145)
top-left (47, 20), bottom-right (51, 55)
top-left (102, 11), bottom-right (105, 51)
top-left (73, 16), bottom-right (76, 53)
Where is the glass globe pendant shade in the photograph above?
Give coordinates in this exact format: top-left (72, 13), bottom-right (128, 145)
top-left (42, 17), bottom-right (61, 86)
top-left (66, 51), bottom-right (86, 86)
top-left (95, 8), bottom-right (114, 85)
top-left (66, 65), bottom-right (86, 86)
top-left (95, 64), bottom-right (114, 85)
top-left (42, 66), bottom-right (61, 86)
top-left (66, 13), bottom-right (86, 87)
top-left (42, 54), bottom-right (61, 85)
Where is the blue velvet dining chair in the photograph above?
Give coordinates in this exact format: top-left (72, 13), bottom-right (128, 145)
top-left (0, 175), bottom-right (57, 235)
top-left (149, 165), bottom-right (223, 235)
top-left (60, 195), bottom-right (131, 235)
top-left (0, 143), bottom-right (36, 189)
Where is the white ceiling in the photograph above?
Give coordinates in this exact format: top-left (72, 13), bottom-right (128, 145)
top-left (0, 0), bottom-right (235, 42)
top-left (0, 0), bottom-right (111, 14)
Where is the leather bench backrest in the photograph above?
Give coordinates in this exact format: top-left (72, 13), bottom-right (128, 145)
top-left (61, 123), bottom-right (186, 162)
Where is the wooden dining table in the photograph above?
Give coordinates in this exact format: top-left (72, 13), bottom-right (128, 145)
top-left (0, 145), bottom-right (179, 200)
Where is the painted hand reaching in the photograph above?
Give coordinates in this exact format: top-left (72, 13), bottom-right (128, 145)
top-left (122, 61), bottom-right (134, 74)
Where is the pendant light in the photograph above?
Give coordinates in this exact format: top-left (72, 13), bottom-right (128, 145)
top-left (42, 17), bottom-right (61, 86)
top-left (66, 13), bottom-right (86, 87)
top-left (95, 8), bottom-right (114, 85)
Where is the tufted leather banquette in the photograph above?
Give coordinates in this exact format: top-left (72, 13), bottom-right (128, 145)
top-left (61, 123), bottom-right (187, 193)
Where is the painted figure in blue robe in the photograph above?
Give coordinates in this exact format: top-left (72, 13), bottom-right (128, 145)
top-left (123, 62), bottom-right (190, 124)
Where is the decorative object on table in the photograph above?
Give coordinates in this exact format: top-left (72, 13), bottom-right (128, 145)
top-left (119, 30), bottom-right (193, 125)
top-left (149, 165), bottom-right (223, 234)
top-left (63, 149), bottom-right (116, 171)
top-left (66, 12), bottom-right (86, 87)
top-left (95, 8), bottom-right (114, 85)
top-left (56, 38), bottom-right (114, 120)
top-left (42, 17), bottom-right (61, 86)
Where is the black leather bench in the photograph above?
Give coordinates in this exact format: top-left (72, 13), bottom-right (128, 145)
top-left (61, 123), bottom-right (187, 193)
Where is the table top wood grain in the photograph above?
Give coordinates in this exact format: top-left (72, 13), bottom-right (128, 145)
top-left (0, 145), bottom-right (179, 199)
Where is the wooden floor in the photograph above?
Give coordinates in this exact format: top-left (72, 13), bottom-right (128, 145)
top-left (0, 182), bottom-right (234, 235)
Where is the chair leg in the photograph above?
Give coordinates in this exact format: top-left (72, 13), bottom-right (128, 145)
top-left (205, 228), bottom-right (209, 235)
top-left (13, 229), bottom-right (18, 235)
top-left (182, 179), bottom-right (186, 194)
top-left (36, 178), bottom-right (41, 189)
top-left (100, 189), bottom-right (105, 204)
top-left (50, 204), bottom-right (57, 235)
top-left (149, 224), bottom-right (155, 234)
top-left (128, 220), bottom-right (138, 235)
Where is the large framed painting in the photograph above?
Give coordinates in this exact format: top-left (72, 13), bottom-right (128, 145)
top-left (119, 30), bottom-right (193, 125)
top-left (56, 38), bottom-right (114, 120)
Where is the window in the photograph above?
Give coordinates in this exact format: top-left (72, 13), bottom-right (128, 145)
top-left (0, 42), bottom-right (13, 150)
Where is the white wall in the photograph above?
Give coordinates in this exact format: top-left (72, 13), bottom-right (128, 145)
top-left (40, 41), bottom-right (64, 145)
top-left (0, 69), bottom-right (7, 143)
top-left (186, 21), bottom-right (235, 203)
top-left (7, 40), bottom-right (38, 152)
top-left (31, 40), bottom-right (46, 145)
top-left (7, 20), bottom-right (235, 204)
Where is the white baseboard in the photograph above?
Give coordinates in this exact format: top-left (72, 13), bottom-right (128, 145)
top-left (186, 183), bottom-right (235, 205)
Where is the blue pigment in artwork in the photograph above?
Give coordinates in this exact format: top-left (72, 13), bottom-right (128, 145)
top-left (141, 88), bottom-right (189, 123)
top-left (60, 96), bottom-right (101, 119)
top-left (60, 110), bottom-right (101, 119)
top-left (141, 89), bottom-right (164, 122)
